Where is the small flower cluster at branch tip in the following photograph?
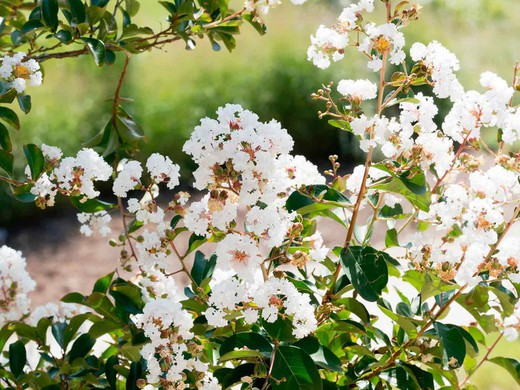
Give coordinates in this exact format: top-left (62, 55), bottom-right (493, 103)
top-left (0, 245), bottom-right (36, 325)
top-left (307, 0), bottom-right (419, 71)
top-left (77, 211), bottom-right (112, 237)
top-left (132, 295), bottom-right (218, 389)
top-left (30, 146), bottom-right (112, 208)
top-left (0, 52), bottom-right (42, 93)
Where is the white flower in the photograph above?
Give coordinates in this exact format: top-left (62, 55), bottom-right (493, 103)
top-left (0, 52), bottom-right (43, 93)
top-left (77, 211), bottom-right (112, 237)
top-left (146, 153), bottom-right (180, 189)
top-left (113, 160), bottom-right (142, 197)
top-left (215, 234), bottom-right (263, 281)
top-left (0, 246), bottom-right (36, 324)
top-left (410, 41), bottom-right (464, 101)
top-left (307, 25), bottom-right (349, 69)
top-left (337, 79), bottom-right (377, 101)
top-left (41, 144), bottom-right (63, 161)
top-left (54, 148), bottom-right (112, 199)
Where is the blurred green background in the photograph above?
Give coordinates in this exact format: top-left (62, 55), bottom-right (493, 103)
top-left (2, 1), bottom-right (520, 387)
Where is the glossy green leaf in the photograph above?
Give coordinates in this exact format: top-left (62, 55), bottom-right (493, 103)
top-left (340, 246), bottom-right (390, 302)
top-left (0, 122), bottom-right (11, 151)
top-left (220, 333), bottom-right (273, 358)
top-left (17, 95), bottom-right (31, 114)
top-left (489, 357), bottom-right (520, 384)
top-left (68, 333), bottom-right (95, 362)
top-left (70, 196), bottom-right (116, 213)
top-left (214, 363), bottom-right (256, 388)
top-left (218, 349), bottom-right (264, 363)
top-left (67, 0), bottom-right (87, 23)
top-left (23, 144), bottom-right (45, 180)
top-left (55, 29), bottom-right (73, 44)
top-left (93, 272), bottom-right (115, 293)
top-left (262, 316), bottom-right (296, 343)
top-left (9, 340), bottom-right (26, 378)
top-left (270, 345), bottom-right (322, 390)
top-left (371, 167), bottom-right (431, 212)
top-left (191, 251), bottom-right (217, 286)
top-left (434, 322), bottom-right (466, 369)
top-left (385, 228), bottom-right (399, 248)
top-left (294, 337), bottom-right (343, 372)
top-left (0, 106), bottom-right (20, 130)
top-left (82, 37), bottom-right (106, 66)
top-left (42, 0), bottom-right (59, 31)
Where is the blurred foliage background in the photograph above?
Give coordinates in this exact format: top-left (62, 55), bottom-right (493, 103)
top-left (2, 1), bottom-right (520, 388)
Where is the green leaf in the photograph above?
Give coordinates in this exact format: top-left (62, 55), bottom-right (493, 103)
top-left (105, 355), bottom-right (119, 389)
top-left (9, 340), bottom-right (26, 378)
top-left (93, 272), bottom-right (115, 293)
top-left (333, 297), bottom-right (370, 323)
top-left (17, 95), bottom-right (31, 114)
top-left (489, 357), bottom-right (520, 384)
top-left (186, 233), bottom-right (207, 254)
top-left (42, 0), bottom-right (59, 31)
top-left (214, 363), bottom-right (256, 388)
top-left (371, 167), bottom-right (431, 212)
top-left (55, 30), bottom-right (73, 44)
top-left (68, 333), bottom-right (95, 362)
top-left (218, 349), bottom-right (265, 363)
top-left (21, 19), bottom-right (45, 34)
top-left (116, 106), bottom-right (145, 144)
top-left (294, 337), bottom-right (343, 372)
top-left (67, 0), bottom-right (87, 23)
top-left (434, 322), bottom-right (466, 369)
top-left (0, 149), bottom-right (13, 177)
top-left (385, 228), bottom-right (399, 248)
top-left (220, 333), bottom-right (273, 358)
top-left (0, 122), bottom-right (12, 151)
top-left (70, 196), bottom-right (116, 213)
top-left (23, 144), bottom-right (45, 180)
top-left (328, 119), bottom-right (352, 132)
top-left (378, 203), bottom-right (405, 218)
top-left (191, 251), bottom-right (217, 285)
top-left (81, 38), bottom-right (106, 66)
top-left (262, 316), bottom-right (296, 343)
top-left (243, 13), bottom-right (266, 35)
top-left (381, 365), bottom-right (421, 390)
top-left (270, 345), bottom-right (322, 390)
top-left (340, 246), bottom-right (390, 302)
top-left (126, 361), bottom-right (144, 390)
top-left (0, 106), bottom-right (20, 130)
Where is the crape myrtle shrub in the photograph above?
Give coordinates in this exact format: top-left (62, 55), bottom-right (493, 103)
top-left (2, 0), bottom-right (520, 389)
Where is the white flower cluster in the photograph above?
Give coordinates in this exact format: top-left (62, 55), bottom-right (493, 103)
top-left (0, 52), bottom-right (42, 93)
top-left (183, 104), bottom-right (325, 281)
top-left (132, 296), bottom-right (218, 388)
top-left (29, 302), bottom-right (88, 325)
top-left (307, 0), bottom-right (374, 69)
top-left (410, 41), bottom-right (464, 101)
top-left (411, 160), bottom-right (520, 287)
top-left (113, 154), bottom-right (180, 198)
top-left (205, 276), bottom-right (317, 339)
top-left (337, 79), bottom-right (377, 101)
top-left (308, 0), bottom-right (407, 72)
top-left (77, 211), bottom-right (112, 237)
top-left (0, 246), bottom-right (36, 324)
top-left (31, 147), bottom-right (112, 207)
